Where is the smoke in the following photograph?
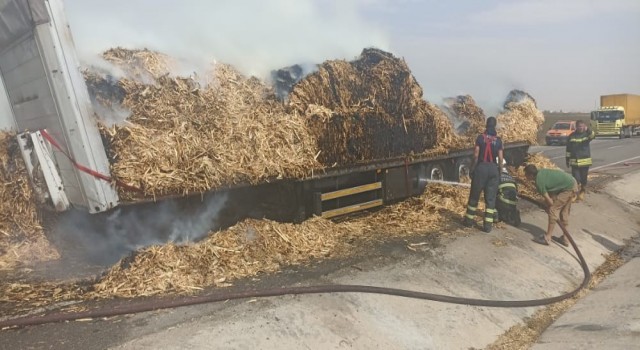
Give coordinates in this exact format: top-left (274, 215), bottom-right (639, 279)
top-left (51, 192), bottom-right (228, 265)
top-left (63, 0), bottom-right (390, 80)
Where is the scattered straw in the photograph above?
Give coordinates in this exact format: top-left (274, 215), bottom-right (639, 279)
top-left (0, 132), bottom-right (59, 270)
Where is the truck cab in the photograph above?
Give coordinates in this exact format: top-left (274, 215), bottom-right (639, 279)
top-left (545, 120), bottom-right (575, 145)
top-left (591, 106), bottom-right (626, 138)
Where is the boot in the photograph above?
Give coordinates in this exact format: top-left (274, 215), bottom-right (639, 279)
top-left (483, 221), bottom-right (492, 233)
top-left (573, 185), bottom-right (581, 202)
top-left (463, 217), bottom-right (474, 228)
top-left (577, 188), bottom-right (586, 201)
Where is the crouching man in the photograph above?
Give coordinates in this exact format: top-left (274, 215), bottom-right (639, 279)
top-left (496, 166), bottom-right (521, 227)
top-left (524, 164), bottom-right (578, 246)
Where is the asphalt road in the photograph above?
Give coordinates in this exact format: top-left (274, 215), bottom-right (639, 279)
top-left (529, 136), bottom-right (640, 176)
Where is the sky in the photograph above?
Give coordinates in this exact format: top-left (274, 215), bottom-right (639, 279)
top-left (2, 0), bottom-right (640, 128)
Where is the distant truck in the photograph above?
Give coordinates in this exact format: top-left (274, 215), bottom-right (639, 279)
top-left (590, 94), bottom-right (640, 138)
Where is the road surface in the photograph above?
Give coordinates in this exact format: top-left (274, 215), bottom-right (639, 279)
top-left (529, 136), bottom-right (640, 176)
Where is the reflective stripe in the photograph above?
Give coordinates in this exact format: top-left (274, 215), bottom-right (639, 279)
top-left (485, 208), bottom-right (496, 214)
top-left (499, 195), bottom-right (517, 205)
top-left (465, 213), bottom-right (475, 219)
top-left (467, 205), bottom-right (477, 211)
top-left (569, 137), bottom-right (590, 142)
top-left (498, 182), bottom-right (516, 190)
top-left (484, 217), bottom-right (494, 223)
top-left (570, 158), bottom-right (592, 166)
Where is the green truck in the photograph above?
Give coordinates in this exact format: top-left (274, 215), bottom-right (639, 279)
top-left (590, 94), bottom-right (640, 138)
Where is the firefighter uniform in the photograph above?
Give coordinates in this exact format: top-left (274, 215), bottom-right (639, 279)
top-left (566, 128), bottom-right (595, 200)
top-left (464, 133), bottom-right (503, 232)
top-left (496, 171), bottom-right (521, 226)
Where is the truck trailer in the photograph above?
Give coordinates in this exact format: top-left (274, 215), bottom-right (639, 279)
top-left (591, 94), bottom-right (640, 138)
top-left (0, 0), bottom-right (530, 225)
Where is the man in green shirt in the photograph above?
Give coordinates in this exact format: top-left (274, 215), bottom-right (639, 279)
top-left (524, 164), bottom-right (578, 246)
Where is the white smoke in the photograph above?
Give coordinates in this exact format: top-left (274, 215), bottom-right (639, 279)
top-left (53, 193), bottom-right (228, 265)
top-left (63, 0), bottom-right (390, 79)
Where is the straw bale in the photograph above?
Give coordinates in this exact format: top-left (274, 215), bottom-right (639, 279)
top-left (497, 90), bottom-right (545, 144)
top-left (92, 49), bottom-right (319, 199)
top-left (0, 132), bottom-right (59, 270)
top-left (102, 47), bottom-right (175, 82)
top-left (289, 48), bottom-right (439, 165)
top-left (441, 95), bottom-right (486, 137)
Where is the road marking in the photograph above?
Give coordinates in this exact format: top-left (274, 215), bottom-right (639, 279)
top-left (591, 155), bottom-right (640, 171)
top-left (607, 145), bottom-right (623, 150)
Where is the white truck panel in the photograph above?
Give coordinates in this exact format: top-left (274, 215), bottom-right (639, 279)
top-left (0, 75), bottom-right (14, 131)
top-left (0, 0), bottom-right (118, 213)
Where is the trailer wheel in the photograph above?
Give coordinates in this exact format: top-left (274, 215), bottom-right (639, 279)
top-left (426, 163), bottom-right (445, 181)
top-left (454, 158), bottom-right (472, 182)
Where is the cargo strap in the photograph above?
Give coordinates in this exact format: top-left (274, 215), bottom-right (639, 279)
top-left (39, 129), bottom-right (143, 193)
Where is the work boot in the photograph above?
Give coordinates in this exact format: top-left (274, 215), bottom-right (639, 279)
top-left (463, 217), bottom-right (474, 228)
top-left (577, 189), bottom-right (586, 202)
top-left (483, 222), bottom-right (492, 233)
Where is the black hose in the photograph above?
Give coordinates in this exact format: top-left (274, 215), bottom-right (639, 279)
top-left (0, 221), bottom-right (590, 329)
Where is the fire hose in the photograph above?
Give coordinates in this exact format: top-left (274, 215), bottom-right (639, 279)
top-left (0, 216), bottom-right (590, 329)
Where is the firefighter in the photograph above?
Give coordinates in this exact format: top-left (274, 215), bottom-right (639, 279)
top-left (496, 161), bottom-right (521, 227)
top-left (463, 117), bottom-right (504, 233)
top-left (566, 120), bottom-right (595, 201)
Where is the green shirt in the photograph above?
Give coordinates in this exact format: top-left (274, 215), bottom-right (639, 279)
top-left (535, 169), bottom-right (576, 195)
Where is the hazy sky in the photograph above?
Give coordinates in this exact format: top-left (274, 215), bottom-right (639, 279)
top-left (2, 0), bottom-right (639, 127)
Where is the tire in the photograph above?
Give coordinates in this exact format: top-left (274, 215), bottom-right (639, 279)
top-left (426, 162), bottom-right (446, 181)
top-left (454, 157), bottom-right (472, 182)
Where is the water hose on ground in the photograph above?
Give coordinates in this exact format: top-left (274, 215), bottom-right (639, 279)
top-left (0, 218), bottom-right (590, 329)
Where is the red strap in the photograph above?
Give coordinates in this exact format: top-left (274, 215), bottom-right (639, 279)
top-left (483, 133), bottom-right (495, 163)
top-left (39, 130), bottom-right (143, 193)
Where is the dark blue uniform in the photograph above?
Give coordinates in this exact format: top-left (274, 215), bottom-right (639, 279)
top-left (465, 133), bottom-right (503, 231)
top-left (496, 172), bottom-right (521, 226)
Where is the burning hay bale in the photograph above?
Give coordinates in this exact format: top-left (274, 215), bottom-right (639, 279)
top-left (0, 132), bottom-right (59, 270)
top-left (441, 95), bottom-right (486, 138)
top-left (101, 47), bottom-right (175, 82)
top-left (288, 48), bottom-right (439, 165)
top-left (90, 48), bottom-right (319, 200)
top-left (497, 90), bottom-right (545, 144)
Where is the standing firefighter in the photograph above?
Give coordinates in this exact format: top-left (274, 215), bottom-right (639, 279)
top-left (496, 163), bottom-right (521, 227)
top-left (566, 120), bottom-right (595, 201)
top-left (463, 117), bottom-right (504, 233)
